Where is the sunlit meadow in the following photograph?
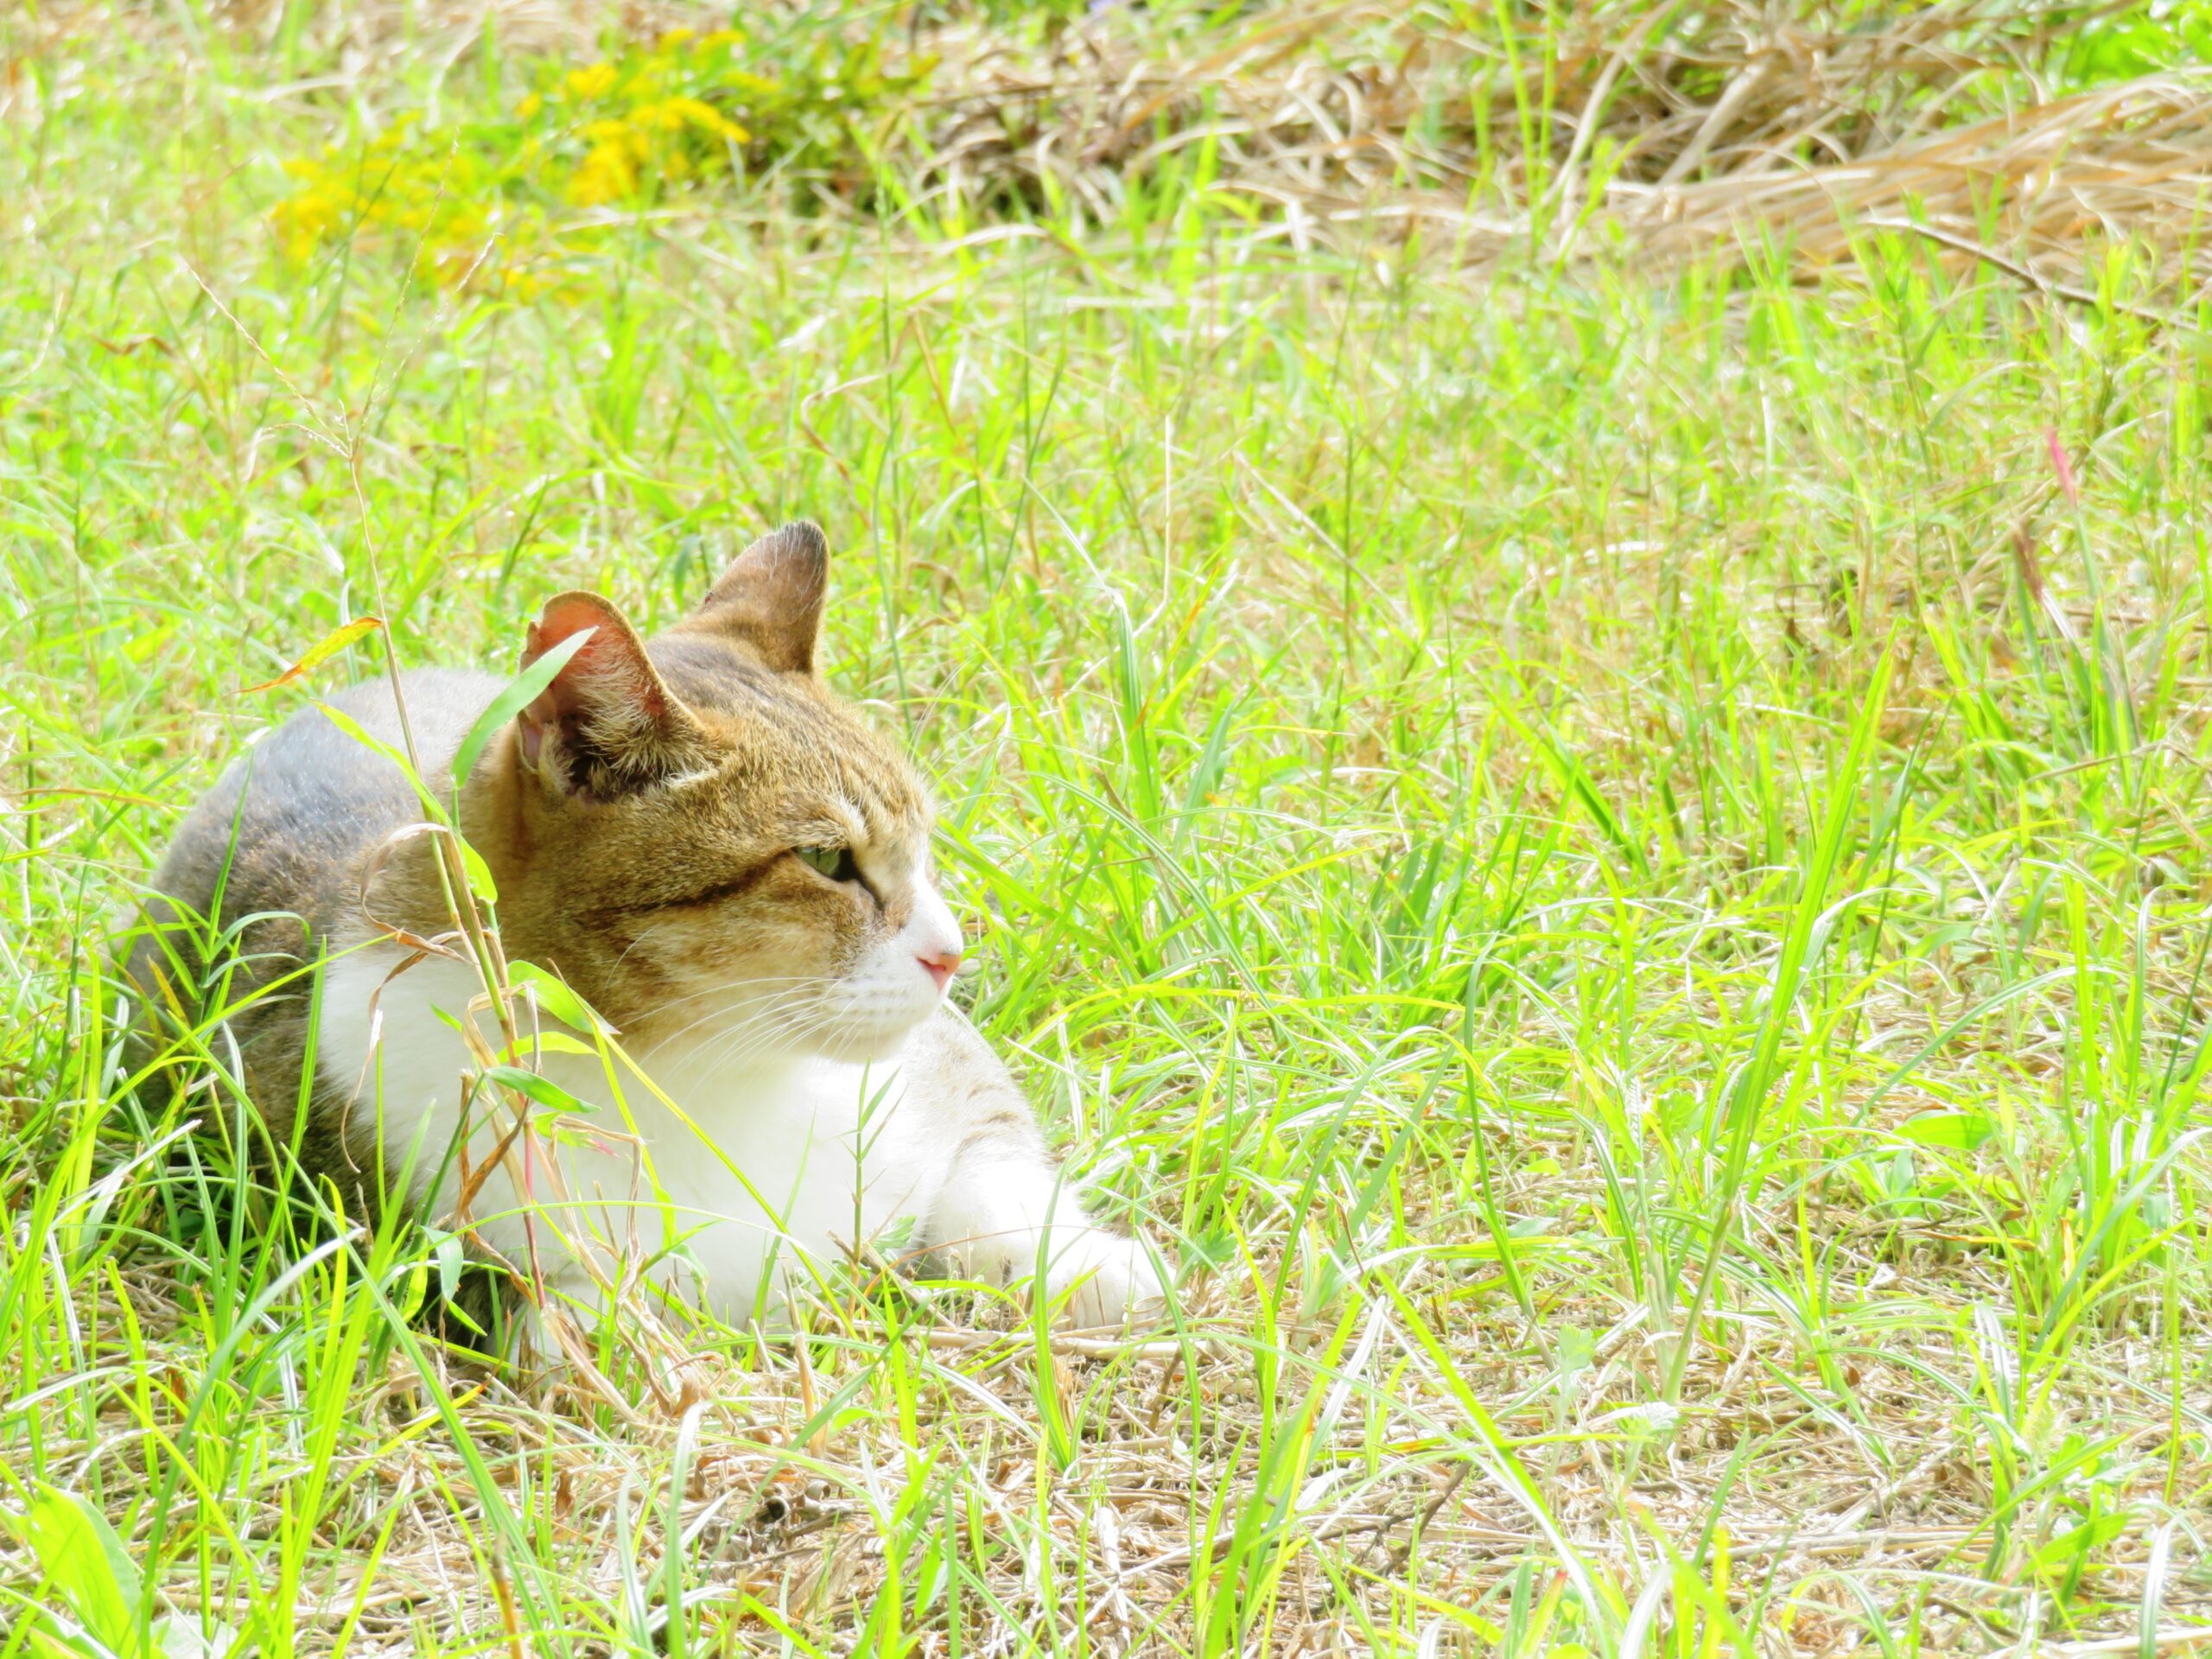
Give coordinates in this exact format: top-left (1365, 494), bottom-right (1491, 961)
top-left (3, 3), bottom-right (2210, 1655)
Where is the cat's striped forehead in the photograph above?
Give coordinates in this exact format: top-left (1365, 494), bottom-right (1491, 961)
top-left (647, 632), bottom-right (928, 836)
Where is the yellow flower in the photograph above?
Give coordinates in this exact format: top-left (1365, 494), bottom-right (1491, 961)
top-left (272, 185), bottom-right (340, 261)
top-left (626, 95), bottom-right (745, 143)
top-left (568, 118), bottom-right (647, 205)
top-left (666, 96), bottom-right (747, 142)
top-left (517, 91), bottom-right (543, 118)
top-left (563, 61), bottom-right (618, 101)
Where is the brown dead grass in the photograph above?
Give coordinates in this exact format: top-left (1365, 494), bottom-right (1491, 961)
top-left (912, 1), bottom-right (2210, 298)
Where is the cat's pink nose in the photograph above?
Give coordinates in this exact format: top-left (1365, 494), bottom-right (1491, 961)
top-left (917, 950), bottom-right (963, 992)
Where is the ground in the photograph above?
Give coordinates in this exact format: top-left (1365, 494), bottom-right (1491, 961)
top-left (2, 3), bottom-right (2209, 1656)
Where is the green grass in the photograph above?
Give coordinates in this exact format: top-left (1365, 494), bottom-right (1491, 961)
top-left (3, 6), bottom-right (2211, 1656)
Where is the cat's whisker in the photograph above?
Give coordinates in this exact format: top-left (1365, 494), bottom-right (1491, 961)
top-left (632, 973), bottom-right (841, 1020)
top-left (635, 979), bottom-right (842, 1057)
top-left (652, 1015), bottom-right (820, 1082)
top-left (649, 1006), bottom-right (800, 1065)
top-left (689, 1007), bottom-right (819, 1074)
top-left (606, 920), bottom-right (669, 976)
top-left (507, 975), bottom-right (841, 1061)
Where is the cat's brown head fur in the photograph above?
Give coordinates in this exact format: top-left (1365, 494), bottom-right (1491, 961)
top-left (461, 524), bottom-right (960, 1060)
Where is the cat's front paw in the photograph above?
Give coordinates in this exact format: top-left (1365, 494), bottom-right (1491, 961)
top-left (1043, 1230), bottom-right (1167, 1329)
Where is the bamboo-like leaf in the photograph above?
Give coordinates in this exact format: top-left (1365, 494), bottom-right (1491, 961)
top-left (243, 615), bottom-right (384, 695)
top-left (450, 627), bottom-right (594, 789)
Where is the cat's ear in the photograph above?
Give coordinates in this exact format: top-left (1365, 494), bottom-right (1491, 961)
top-left (516, 593), bottom-right (706, 798)
top-left (689, 520), bottom-right (828, 674)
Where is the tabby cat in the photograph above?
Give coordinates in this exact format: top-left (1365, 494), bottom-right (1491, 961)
top-left (132, 524), bottom-right (1163, 1336)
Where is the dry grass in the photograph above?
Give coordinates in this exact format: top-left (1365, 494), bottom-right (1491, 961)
top-left (1629, 68), bottom-right (2212, 304)
top-left (891, 1), bottom-right (2212, 296)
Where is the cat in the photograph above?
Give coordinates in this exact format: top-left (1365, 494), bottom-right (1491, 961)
top-left (130, 522), bottom-right (1165, 1340)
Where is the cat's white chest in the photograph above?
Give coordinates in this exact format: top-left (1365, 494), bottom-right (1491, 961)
top-left (312, 947), bottom-right (959, 1318)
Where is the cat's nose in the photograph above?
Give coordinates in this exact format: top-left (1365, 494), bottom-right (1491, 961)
top-left (917, 950), bottom-right (963, 992)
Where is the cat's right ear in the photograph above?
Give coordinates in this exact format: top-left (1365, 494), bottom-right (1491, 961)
top-left (689, 520), bottom-right (829, 674)
top-left (517, 593), bottom-right (706, 798)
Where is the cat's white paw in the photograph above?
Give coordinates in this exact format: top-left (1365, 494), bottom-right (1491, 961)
top-left (1041, 1230), bottom-right (1167, 1329)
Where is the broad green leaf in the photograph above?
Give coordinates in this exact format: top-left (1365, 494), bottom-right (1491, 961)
top-left (499, 1031), bottom-right (595, 1059)
top-left (1882, 1147), bottom-right (1916, 1199)
top-left (14, 1485), bottom-right (142, 1656)
top-left (426, 1226), bottom-right (468, 1306)
top-left (457, 838), bottom-right (499, 905)
top-left (2030, 1513), bottom-right (2126, 1574)
top-left (480, 1064), bottom-right (595, 1114)
top-left (1898, 1111), bottom-right (1993, 1151)
top-left (450, 627), bottom-right (594, 789)
top-left (156, 1616), bottom-right (240, 1659)
top-left (506, 960), bottom-right (610, 1033)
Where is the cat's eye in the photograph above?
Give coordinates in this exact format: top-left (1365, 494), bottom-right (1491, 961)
top-left (795, 844), bottom-right (861, 884)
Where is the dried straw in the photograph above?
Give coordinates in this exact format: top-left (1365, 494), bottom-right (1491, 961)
top-left (896, 1), bottom-right (2209, 297)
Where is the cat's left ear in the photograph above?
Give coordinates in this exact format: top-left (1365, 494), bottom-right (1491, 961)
top-left (516, 592), bottom-right (707, 798)
top-left (687, 520), bottom-right (828, 674)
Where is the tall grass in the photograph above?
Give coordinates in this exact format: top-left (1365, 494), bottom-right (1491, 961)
top-left (2, 4), bottom-right (2209, 1656)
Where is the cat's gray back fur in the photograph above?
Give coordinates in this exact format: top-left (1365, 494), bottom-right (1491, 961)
top-left (130, 671), bottom-right (501, 1153)
top-left (149, 671), bottom-right (498, 950)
